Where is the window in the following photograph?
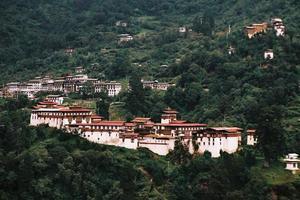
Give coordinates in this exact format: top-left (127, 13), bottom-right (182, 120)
top-left (293, 163), bottom-right (297, 168)
top-left (131, 138), bottom-right (134, 143)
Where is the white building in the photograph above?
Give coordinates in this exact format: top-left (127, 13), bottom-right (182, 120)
top-left (179, 27), bottom-right (187, 33)
top-left (271, 18), bottom-right (285, 37)
top-left (94, 81), bottom-right (122, 97)
top-left (115, 21), bottom-right (128, 27)
top-left (139, 134), bottom-right (175, 155)
top-left (6, 82), bottom-right (20, 93)
top-left (46, 95), bottom-right (64, 105)
top-left (30, 101), bottom-right (92, 129)
top-left (72, 121), bottom-right (125, 145)
top-left (75, 66), bottom-right (85, 74)
top-left (118, 34), bottom-right (133, 43)
top-left (142, 80), bottom-right (174, 91)
top-left (192, 127), bottom-right (241, 157)
top-left (264, 49), bottom-right (274, 59)
top-left (247, 129), bottom-right (257, 145)
top-left (283, 153), bottom-right (300, 174)
top-left (228, 46), bottom-right (236, 55)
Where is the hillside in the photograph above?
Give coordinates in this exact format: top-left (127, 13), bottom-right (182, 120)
top-left (0, 103), bottom-right (300, 199)
top-left (1, 0), bottom-right (299, 83)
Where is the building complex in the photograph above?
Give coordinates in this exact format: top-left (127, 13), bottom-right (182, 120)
top-left (244, 18), bottom-right (285, 39)
top-left (1, 67), bottom-right (122, 99)
top-left (30, 101), bottom-right (257, 157)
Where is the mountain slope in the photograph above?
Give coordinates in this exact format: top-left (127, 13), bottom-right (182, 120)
top-left (0, 0), bottom-right (299, 83)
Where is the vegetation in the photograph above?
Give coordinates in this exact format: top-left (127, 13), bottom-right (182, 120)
top-left (0, 0), bottom-right (300, 199)
top-left (0, 101), bottom-right (299, 199)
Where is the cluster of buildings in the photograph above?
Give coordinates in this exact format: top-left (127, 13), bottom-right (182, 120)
top-left (142, 80), bottom-right (175, 91)
top-left (118, 34), bottom-right (134, 43)
top-left (244, 18), bottom-right (285, 39)
top-left (29, 101), bottom-right (257, 157)
top-left (0, 67), bottom-right (122, 99)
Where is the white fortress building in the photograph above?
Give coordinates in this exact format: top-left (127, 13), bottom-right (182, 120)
top-left (30, 102), bottom-right (243, 157)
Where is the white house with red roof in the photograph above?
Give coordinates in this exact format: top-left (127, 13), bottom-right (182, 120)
top-left (30, 101), bottom-right (92, 129)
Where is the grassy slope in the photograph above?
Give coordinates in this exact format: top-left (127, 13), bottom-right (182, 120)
top-left (252, 160), bottom-right (299, 185)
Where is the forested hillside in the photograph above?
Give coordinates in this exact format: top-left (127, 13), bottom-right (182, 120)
top-left (1, 0), bottom-right (299, 82)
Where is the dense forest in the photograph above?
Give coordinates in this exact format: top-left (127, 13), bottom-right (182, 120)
top-left (0, 0), bottom-right (300, 199)
top-left (0, 99), bottom-right (300, 199)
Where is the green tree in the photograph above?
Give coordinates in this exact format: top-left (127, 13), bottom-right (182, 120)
top-left (168, 139), bottom-right (192, 165)
top-left (125, 71), bottom-right (146, 116)
top-left (96, 93), bottom-right (110, 119)
top-left (80, 81), bottom-right (94, 99)
top-left (256, 105), bottom-right (286, 166)
top-left (192, 10), bottom-right (215, 36)
top-left (108, 50), bottom-right (132, 79)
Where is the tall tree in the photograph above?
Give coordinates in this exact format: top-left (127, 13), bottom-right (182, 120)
top-left (192, 10), bottom-right (215, 36)
top-left (108, 50), bottom-right (131, 79)
top-left (125, 71), bottom-right (146, 116)
top-left (96, 92), bottom-right (110, 119)
top-left (256, 105), bottom-right (286, 166)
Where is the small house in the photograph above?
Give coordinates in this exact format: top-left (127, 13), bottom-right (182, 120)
top-left (264, 49), bottom-right (274, 60)
top-left (284, 153), bottom-right (300, 174)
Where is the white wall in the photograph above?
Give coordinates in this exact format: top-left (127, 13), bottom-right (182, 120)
top-left (119, 138), bottom-right (138, 149)
top-left (139, 143), bottom-right (170, 155)
top-left (285, 162), bottom-right (299, 170)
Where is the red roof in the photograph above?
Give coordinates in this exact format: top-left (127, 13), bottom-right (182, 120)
top-left (156, 123), bottom-right (207, 127)
top-left (77, 121), bottom-right (125, 126)
top-left (132, 117), bottom-right (152, 123)
top-left (163, 109), bottom-right (178, 114)
top-left (91, 115), bottom-right (104, 119)
top-left (60, 108), bottom-right (91, 112)
top-left (125, 122), bottom-right (135, 127)
top-left (209, 127), bottom-right (242, 133)
top-left (38, 101), bottom-right (57, 105)
top-left (170, 120), bottom-right (186, 124)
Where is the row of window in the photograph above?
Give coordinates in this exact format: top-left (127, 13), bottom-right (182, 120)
top-left (85, 132), bottom-right (118, 137)
top-left (37, 112), bottom-right (89, 116)
top-left (87, 126), bottom-right (121, 130)
top-left (199, 142), bottom-right (222, 146)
